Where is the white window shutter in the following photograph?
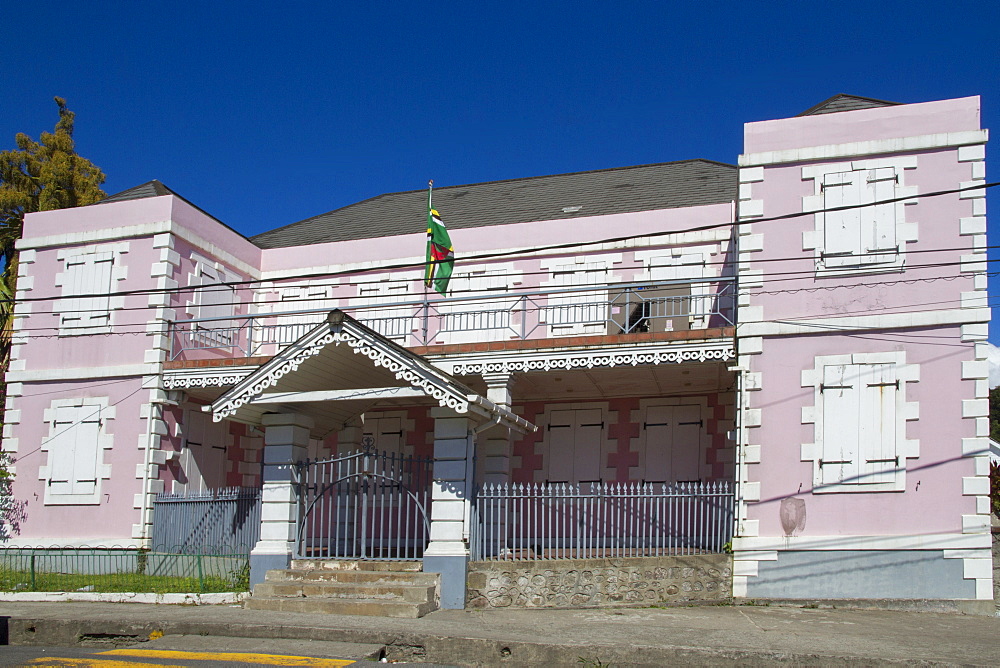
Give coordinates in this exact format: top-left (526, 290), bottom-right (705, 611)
top-left (49, 405), bottom-right (101, 496)
top-left (859, 363), bottom-right (897, 484)
top-left (363, 416), bottom-right (403, 453)
top-left (821, 364), bottom-right (860, 484)
top-left (72, 408), bottom-right (101, 495)
top-left (546, 410), bottom-right (575, 482)
top-left (48, 407), bottom-right (80, 495)
top-left (864, 168), bottom-right (898, 260)
top-left (643, 405), bottom-right (673, 481)
top-left (199, 266), bottom-right (235, 321)
top-left (823, 171), bottom-right (863, 266)
top-left (672, 404), bottom-right (703, 482)
top-left (61, 252), bottom-right (113, 330)
top-left (574, 408), bottom-right (603, 482)
top-left (547, 262), bottom-right (609, 332)
top-left (644, 404), bottom-right (705, 482)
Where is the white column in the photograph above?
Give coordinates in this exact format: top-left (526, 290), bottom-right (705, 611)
top-left (248, 412), bottom-right (313, 587)
top-left (482, 373), bottom-right (514, 485)
top-left (423, 407), bottom-right (473, 608)
top-left (479, 374), bottom-right (514, 558)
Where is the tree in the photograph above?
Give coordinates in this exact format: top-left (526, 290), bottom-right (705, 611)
top-left (0, 97), bottom-right (106, 398)
top-left (0, 97), bottom-right (106, 537)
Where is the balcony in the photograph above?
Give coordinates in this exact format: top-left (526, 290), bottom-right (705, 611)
top-left (167, 278), bottom-right (735, 363)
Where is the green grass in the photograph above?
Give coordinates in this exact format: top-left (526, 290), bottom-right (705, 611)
top-left (0, 568), bottom-right (246, 594)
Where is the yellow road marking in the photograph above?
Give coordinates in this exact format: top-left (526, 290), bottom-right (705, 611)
top-left (98, 648), bottom-right (355, 667)
top-left (27, 659), bottom-right (185, 667)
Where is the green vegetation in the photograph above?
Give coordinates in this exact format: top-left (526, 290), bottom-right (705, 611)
top-left (0, 97), bottom-right (107, 430)
top-left (0, 567), bottom-right (241, 594)
top-left (0, 548), bottom-right (250, 593)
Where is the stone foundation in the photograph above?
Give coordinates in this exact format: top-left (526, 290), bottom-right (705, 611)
top-left (466, 555), bottom-right (732, 608)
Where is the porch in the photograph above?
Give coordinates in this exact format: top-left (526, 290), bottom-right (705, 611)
top-left (158, 310), bottom-right (737, 610)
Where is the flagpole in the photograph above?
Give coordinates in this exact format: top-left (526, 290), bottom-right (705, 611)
top-left (422, 179), bottom-right (433, 343)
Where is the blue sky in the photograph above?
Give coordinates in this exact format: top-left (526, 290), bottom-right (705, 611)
top-left (3, 2), bottom-right (998, 329)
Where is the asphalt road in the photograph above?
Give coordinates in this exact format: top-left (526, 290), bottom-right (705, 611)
top-left (0, 636), bottom-right (458, 667)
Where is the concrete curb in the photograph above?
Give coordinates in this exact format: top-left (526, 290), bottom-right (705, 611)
top-left (3, 616), bottom-right (922, 666)
top-left (0, 592), bottom-right (246, 605)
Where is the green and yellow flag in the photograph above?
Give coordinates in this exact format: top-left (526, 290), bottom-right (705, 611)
top-left (424, 184), bottom-right (454, 296)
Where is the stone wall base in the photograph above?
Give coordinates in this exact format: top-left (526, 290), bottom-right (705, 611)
top-left (467, 555), bottom-right (732, 609)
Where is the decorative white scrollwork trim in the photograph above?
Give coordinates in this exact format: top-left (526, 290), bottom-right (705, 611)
top-left (162, 371), bottom-right (252, 389)
top-left (211, 318), bottom-right (471, 422)
top-left (449, 345), bottom-right (735, 376)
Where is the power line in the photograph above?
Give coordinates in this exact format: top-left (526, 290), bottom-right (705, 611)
top-left (6, 180), bottom-right (996, 306)
top-left (5, 248), bottom-right (997, 321)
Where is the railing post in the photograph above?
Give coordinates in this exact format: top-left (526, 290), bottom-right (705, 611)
top-left (421, 296), bottom-right (430, 345)
top-left (30, 553), bottom-right (36, 591)
top-left (245, 315), bottom-right (255, 357)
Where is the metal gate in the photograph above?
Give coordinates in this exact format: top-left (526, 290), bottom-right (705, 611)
top-left (294, 446), bottom-right (433, 560)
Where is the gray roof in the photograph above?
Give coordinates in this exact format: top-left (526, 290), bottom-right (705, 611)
top-left (251, 159), bottom-right (737, 249)
top-left (798, 94), bottom-right (900, 116)
top-left (100, 179), bottom-right (176, 203)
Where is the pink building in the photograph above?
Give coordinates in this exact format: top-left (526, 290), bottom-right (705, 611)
top-left (1, 94), bottom-right (992, 612)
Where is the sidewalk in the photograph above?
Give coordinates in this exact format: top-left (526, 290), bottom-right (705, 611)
top-left (1, 601), bottom-right (998, 666)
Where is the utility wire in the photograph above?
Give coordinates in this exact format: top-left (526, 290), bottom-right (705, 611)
top-left (6, 181), bottom-right (996, 306)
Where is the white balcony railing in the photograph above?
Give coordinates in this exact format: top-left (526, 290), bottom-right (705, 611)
top-left (167, 279), bottom-right (735, 362)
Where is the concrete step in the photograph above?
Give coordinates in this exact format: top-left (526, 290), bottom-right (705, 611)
top-left (253, 581), bottom-right (437, 604)
top-left (265, 569), bottom-right (439, 586)
top-left (289, 559), bottom-right (424, 572)
top-left (244, 594), bottom-right (436, 618)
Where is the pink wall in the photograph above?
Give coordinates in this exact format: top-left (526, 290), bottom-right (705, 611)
top-left (747, 148), bottom-right (979, 323)
top-left (744, 96), bottom-right (981, 154)
top-left (745, 328), bottom-right (975, 536)
top-left (258, 203), bottom-right (734, 274)
top-left (7, 377), bottom-right (150, 542)
top-left (16, 236), bottom-right (159, 371)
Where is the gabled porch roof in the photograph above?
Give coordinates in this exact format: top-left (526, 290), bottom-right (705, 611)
top-left (208, 310), bottom-right (535, 438)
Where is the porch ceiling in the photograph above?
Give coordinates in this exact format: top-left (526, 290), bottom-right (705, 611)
top-left (207, 310), bottom-right (535, 438)
top-left (461, 360), bottom-right (735, 402)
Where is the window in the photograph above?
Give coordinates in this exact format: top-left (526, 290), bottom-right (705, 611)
top-left (543, 261), bottom-right (610, 335)
top-left (802, 353), bottom-right (918, 493)
top-left (802, 158), bottom-right (918, 274)
top-left (58, 249), bottom-right (122, 334)
top-left (821, 168), bottom-right (898, 268)
top-left (546, 408), bottom-right (604, 484)
top-left (354, 276), bottom-right (414, 342)
top-left (361, 415), bottom-right (404, 454)
top-left (192, 262), bottom-right (236, 346)
top-left (40, 399), bottom-right (112, 505)
top-left (176, 410), bottom-right (227, 493)
top-left (820, 363), bottom-right (898, 485)
top-left (437, 264), bottom-right (517, 344)
top-left (643, 404), bottom-right (705, 482)
top-left (275, 283), bottom-right (333, 344)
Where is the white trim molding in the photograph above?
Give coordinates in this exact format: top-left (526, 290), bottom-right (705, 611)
top-left (739, 129), bottom-right (989, 167)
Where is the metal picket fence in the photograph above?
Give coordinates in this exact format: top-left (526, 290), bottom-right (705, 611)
top-left (151, 487), bottom-right (261, 553)
top-left (471, 480), bottom-right (733, 561)
top-left (0, 546), bottom-right (249, 593)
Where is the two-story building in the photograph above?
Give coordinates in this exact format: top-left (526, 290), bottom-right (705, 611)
top-left (1, 94), bottom-right (992, 613)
